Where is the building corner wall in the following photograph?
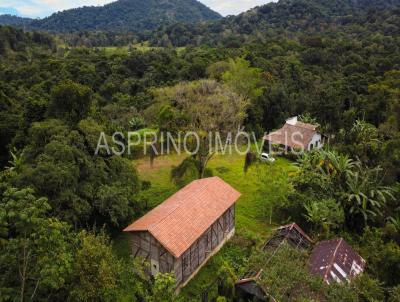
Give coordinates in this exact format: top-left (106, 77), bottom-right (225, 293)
top-left (176, 227), bottom-right (236, 290)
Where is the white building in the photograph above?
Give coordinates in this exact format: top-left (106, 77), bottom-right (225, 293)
top-left (264, 116), bottom-right (325, 152)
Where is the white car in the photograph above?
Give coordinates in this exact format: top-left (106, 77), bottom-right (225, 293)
top-left (261, 152), bottom-right (276, 162)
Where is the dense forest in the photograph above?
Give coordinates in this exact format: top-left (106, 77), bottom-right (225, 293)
top-left (0, 0), bottom-right (221, 33)
top-left (149, 0), bottom-right (400, 46)
top-left (0, 0), bottom-right (400, 300)
top-left (0, 14), bottom-right (33, 27)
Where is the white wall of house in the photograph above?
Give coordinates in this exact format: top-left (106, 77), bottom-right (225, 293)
top-left (286, 116), bottom-right (298, 126)
top-left (308, 133), bottom-right (323, 151)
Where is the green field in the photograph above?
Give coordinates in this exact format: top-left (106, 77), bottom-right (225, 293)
top-left (114, 151), bottom-right (296, 300)
top-left (99, 43), bottom-right (186, 56)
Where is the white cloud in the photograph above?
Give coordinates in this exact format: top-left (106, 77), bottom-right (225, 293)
top-left (0, 0), bottom-right (113, 17)
top-left (16, 4), bottom-right (46, 16)
top-left (201, 0), bottom-right (275, 16)
top-left (0, 0), bottom-right (276, 18)
top-left (38, 0), bottom-right (112, 11)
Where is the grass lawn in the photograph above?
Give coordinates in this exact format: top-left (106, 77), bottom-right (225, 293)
top-left (100, 46), bottom-right (130, 56)
top-left (98, 43), bottom-right (186, 56)
top-left (114, 151), bottom-right (296, 300)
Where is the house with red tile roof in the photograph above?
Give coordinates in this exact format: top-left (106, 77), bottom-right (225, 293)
top-left (123, 176), bottom-right (241, 287)
top-left (264, 117), bottom-right (325, 152)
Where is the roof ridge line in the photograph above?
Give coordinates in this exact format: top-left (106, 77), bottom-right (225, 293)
top-left (324, 238), bottom-right (343, 282)
top-left (293, 121), bottom-right (317, 130)
top-left (289, 123), bottom-right (316, 131)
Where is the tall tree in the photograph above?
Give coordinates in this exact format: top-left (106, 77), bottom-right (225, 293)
top-left (154, 79), bottom-right (248, 181)
top-left (48, 80), bottom-right (93, 125)
top-left (0, 188), bottom-right (73, 301)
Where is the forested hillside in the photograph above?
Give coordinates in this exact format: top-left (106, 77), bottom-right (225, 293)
top-left (0, 0), bottom-right (400, 300)
top-left (0, 0), bottom-right (221, 33)
top-left (149, 0), bottom-right (400, 46)
top-left (0, 14), bottom-right (33, 26)
top-left (0, 26), bottom-right (54, 55)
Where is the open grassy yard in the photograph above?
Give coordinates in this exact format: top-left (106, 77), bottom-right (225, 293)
top-left (116, 151), bottom-right (296, 300)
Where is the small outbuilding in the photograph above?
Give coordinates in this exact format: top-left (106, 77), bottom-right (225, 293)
top-left (235, 270), bottom-right (268, 302)
top-left (264, 116), bottom-right (325, 152)
top-left (262, 223), bottom-right (313, 251)
top-left (236, 223), bottom-right (312, 301)
top-left (123, 176), bottom-right (240, 287)
top-left (309, 238), bottom-right (366, 284)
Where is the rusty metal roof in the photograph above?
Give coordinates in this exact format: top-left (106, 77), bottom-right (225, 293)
top-left (262, 223), bottom-right (314, 252)
top-left (123, 176), bottom-right (241, 258)
top-left (276, 223), bottom-right (314, 244)
top-left (309, 238), bottom-right (366, 284)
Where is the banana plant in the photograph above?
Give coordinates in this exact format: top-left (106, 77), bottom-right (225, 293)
top-left (6, 148), bottom-right (24, 173)
top-left (344, 166), bottom-right (395, 223)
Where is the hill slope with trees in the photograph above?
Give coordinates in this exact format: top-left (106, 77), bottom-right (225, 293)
top-left (0, 14), bottom-right (33, 26)
top-left (0, 0), bottom-right (400, 300)
top-left (0, 0), bottom-right (221, 32)
top-left (149, 0), bottom-right (400, 46)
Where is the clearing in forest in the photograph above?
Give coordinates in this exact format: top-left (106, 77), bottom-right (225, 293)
top-left (125, 151), bottom-right (295, 299)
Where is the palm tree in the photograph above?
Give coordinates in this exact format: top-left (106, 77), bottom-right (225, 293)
top-left (6, 148), bottom-right (24, 173)
top-left (297, 150), bottom-right (355, 189)
top-left (343, 164), bottom-right (395, 223)
top-left (348, 120), bottom-right (381, 164)
top-left (313, 150), bottom-right (355, 191)
top-left (350, 120), bottom-right (379, 144)
top-left (388, 214), bottom-right (400, 233)
top-left (296, 149), bottom-right (395, 225)
top-left (304, 199), bottom-right (344, 238)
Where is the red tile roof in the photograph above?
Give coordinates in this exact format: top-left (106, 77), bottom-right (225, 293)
top-left (123, 177), bottom-right (241, 258)
top-left (264, 121), bottom-right (318, 149)
top-left (309, 238), bottom-right (366, 284)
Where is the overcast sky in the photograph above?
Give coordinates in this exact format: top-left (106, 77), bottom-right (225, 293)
top-left (0, 0), bottom-right (274, 18)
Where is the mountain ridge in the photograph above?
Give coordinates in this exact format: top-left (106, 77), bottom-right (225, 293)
top-left (0, 0), bottom-right (221, 32)
top-left (148, 0), bottom-right (400, 46)
top-left (0, 14), bottom-right (34, 26)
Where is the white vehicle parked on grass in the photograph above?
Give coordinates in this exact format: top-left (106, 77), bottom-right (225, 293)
top-left (261, 152), bottom-right (276, 163)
